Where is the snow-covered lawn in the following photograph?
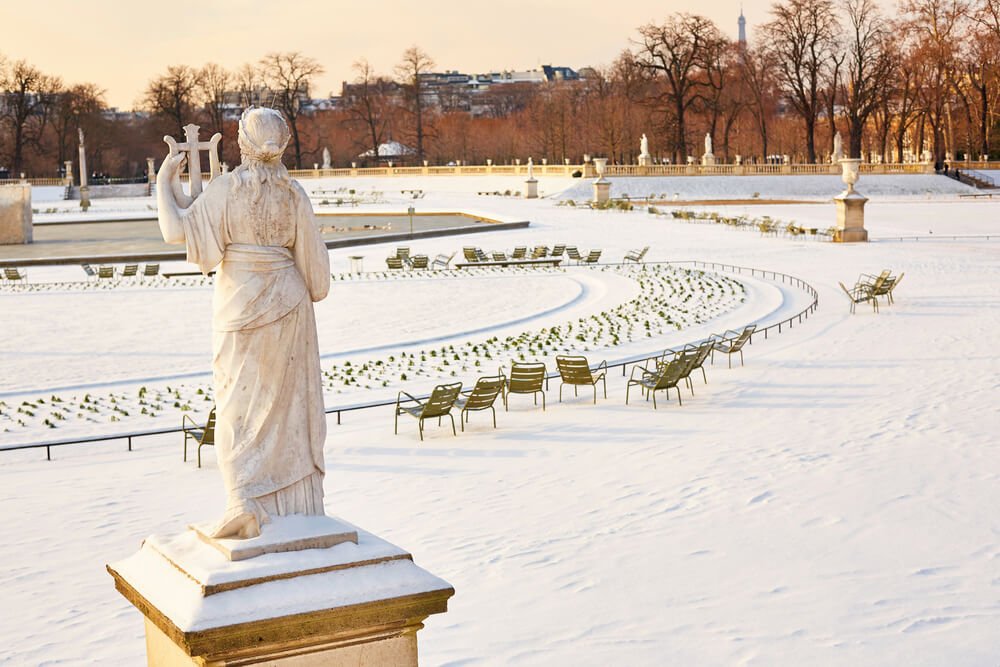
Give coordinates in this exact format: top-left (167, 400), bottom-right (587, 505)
top-left (1, 174), bottom-right (998, 665)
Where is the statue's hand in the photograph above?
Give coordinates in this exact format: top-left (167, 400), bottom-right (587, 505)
top-left (158, 152), bottom-right (186, 183)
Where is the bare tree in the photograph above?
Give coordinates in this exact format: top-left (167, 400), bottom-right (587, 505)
top-left (0, 59), bottom-right (60, 173)
top-left (344, 59), bottom-right (395, 164)
top-left (51, 83), bottom-right (105, 166)
top-left (738, 46), bottom-right (779, 159)
top-left (234, 63), bottom-right (266, 108)
top-left (763, 0), bottom-right (840, 162)
top-left (840, 0), bottom-right (894, 157)
top-left (395, 46), bottom-right (436, 161)
top-left (198, 63), bottom-right (231, 140)
top-left (634, 14), bottom-right (724, 162)
top-left (259, 52), bottom-right (324, 168)
top-left (143, 65), bottom-right (201, 129)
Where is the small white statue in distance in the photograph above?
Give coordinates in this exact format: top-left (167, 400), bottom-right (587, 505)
top-left (157, 108), bottom-right (331, 540)
top-left (704, 133), bottom-right (713, 156)
top-left (640, 133), bottom-right (649, 157)
top-left (322, 146), bottom-right (332, 169)
top-left (527, 156), bottom-right (534, 179)
top-left (832, 131), bottom-right (844, 162)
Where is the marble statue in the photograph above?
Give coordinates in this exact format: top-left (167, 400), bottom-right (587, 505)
top-left (527, 156), bottom-right (534, 179)
top-left (640, 134), bottom-right (649, 157)
top-left (156, 108), bottom-right (331, 540)
top-left (704, 133), bottom-right (713, 156)
top-left (322, 147), bottom-right (331, 169)
top-left (833, 132), bottom-right (843, 162)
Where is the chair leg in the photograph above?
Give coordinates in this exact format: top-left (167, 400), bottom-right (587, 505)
top-left (184, 435), bottom-right (188, 462)
top-left (602, 377), bottom-right (607, 398)
top-left (541, 391), bottom-right (546, 411)
top-left (460, 409), bottom-right (465, 432)
top-left (197, 442), bottom-right (203, 468)
top-left (740, 350), bottom-right (745, 366)
top-left (449, 413), bottom-right (457, 436)
top-left (701, 367), bottom-right (707, 384)
top-left (394, 411), bottom-right (399, 435)
top-left (626, 383), bottom-right (631, 405)
top-left (676, 386), bottom-right (682, 406)
top-left (418, 419), bottom-right (424, 441)
top-left (728, 353), bottom-right (733, 369)
top-left (491, 407), bottom-right (496, 428)
top-left (652, 389), bottom-right (657, 410)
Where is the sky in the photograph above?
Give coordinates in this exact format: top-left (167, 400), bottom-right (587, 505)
top-left (0, 0), bottom-right (767, 110)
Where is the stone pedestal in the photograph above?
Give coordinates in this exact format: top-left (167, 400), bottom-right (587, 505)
top-left (0, 184), bottom-right (32, 245)
top-left (524, 178), bottom-right (538, 199)
top-left (592, 178), bottom-right (611, 205)
top-left (701, 154), bottom-right (716, 166)
top-left (108, 515), bottom-right (454, 666)
top-left (833, 192), bottom-right (869, 242)
top-left (638, 154), bottom-right (652, 167)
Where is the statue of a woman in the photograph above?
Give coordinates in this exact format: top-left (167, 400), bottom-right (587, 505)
top-left (157, 108), bottom-right (331, 539)
top-left (640, 134), bottom-right (649, 157)
top-left (704, 133), bottom-right (713, 156)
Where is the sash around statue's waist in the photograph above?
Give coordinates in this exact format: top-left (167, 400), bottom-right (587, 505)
top-left (213, 243), bottom-right (307, 332)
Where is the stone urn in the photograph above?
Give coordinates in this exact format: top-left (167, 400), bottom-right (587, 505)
top-left (839, 158), bottom-right (861, 194)
top-left (593, 157), bottom-right (608, 179)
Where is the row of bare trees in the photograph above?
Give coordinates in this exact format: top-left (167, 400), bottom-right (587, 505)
top-left (7, 0), bottom-right (1000, 175)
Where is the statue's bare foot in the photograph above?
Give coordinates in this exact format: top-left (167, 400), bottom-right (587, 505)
top-left (211, 502), bottom-right (263, 539)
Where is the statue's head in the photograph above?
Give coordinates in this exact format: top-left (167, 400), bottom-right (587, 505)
top-left (238, 108), bottom-right (290, 164)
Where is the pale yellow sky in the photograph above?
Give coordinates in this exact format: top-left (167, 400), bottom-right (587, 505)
top-left (0, 0), bottom-right (765, 109)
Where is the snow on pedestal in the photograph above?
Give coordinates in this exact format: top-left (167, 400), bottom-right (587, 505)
top-left (107, 515), bottom-right (454, 666)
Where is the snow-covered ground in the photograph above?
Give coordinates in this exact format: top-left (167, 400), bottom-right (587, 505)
top-left (1, 174), bottom-right (999, 666)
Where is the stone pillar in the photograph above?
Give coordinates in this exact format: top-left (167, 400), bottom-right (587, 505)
top-left (592, 179), bottom-right (611, 204)
top-left (0, 184), bottom-right (32, 245)
top-left (78, 138), bottom-right (90, 212)
top-left (833, 193), bottom-right (869, 242)
top-left (525, 178), bottom-right (538, 199)
top-left (108, 516), bottom-right (453, 666)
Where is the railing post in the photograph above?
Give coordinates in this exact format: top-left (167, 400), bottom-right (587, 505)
top-left (47, 446), bottom-right (51, 461)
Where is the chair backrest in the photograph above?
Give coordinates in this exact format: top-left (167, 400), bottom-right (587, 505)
top-left (584, 250), bottom-right (602, 263)
top-left (202, 407), bottom-right (217, 444)
top-left (81, 263), bottom-right (96, 277)
top-left (395, 247), bottom-right (410, 259)
top-left (386, 256), bottom-right (404, 270)
top-left (651, 356), bottom-right (690, 389)
top-left (432, 252), bottom-right (454, 269)
top-left (5, 268), bottom-right (24, 280)
top-left (531, 246), bottom-right (549, 258)
top-left (512, 246), bottom-right (527, 259)
top-left (888, 272), bottom-right (904, 292)
top-left (421, 382), bottom-right (463, 418)
top-left (730, 325), bottom-right (756, 351)
top-left (684, 341), bottom-right (713, 368)
top-left (507, 362), bottom-right (546, 392)
top-left (143, 263), bottom-right (160, 276)
top-left (463, 376), bottom-right (505, 410)
top-left (463, 247), bottom-right (478, 261)
top-left (567, 246), bottom-right (582, 260)
top-left (475, 248), bottom-right (489, 261)
top-left (411, 255), bottom-right (428, 269)
top-left (492, 251), bottom-right (507, 261)
top-left (98, 266), bottom-right (114, 279)
top-left (638, 246), bottom-right (649, 259)
top-left (551, 244), bottom-right (566, 256)
top-left (556, 355), bottom-right (595, 384)
top-left (123, 264), bottom-right (138, 277)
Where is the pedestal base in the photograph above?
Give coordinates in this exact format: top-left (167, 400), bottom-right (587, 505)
top-left (524, 178), bottom-right (538, 199)
top-left (701, 154), bottom-right (716, 166)
top-left (834, 191), bottom-right (869, 243)
top-left (108, 516), bottom-right (453, 666)
top-left (593, 178), bottom-right (611, 204)
top-left (638, 154), bottom-right (652, 167)
top-left (0, 184), bottom-right (32, 245)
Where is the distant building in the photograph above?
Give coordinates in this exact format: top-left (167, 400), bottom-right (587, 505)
top-left (738, 7), bottom-right (747, 45)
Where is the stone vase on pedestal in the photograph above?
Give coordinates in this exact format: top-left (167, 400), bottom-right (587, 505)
top-left (834, 158), bottom-right (868, 242)
top-left (592, 158), bottom-right (610, 204)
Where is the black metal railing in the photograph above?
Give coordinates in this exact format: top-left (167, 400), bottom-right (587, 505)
top-left (0, 261), bottom-right (818, 459)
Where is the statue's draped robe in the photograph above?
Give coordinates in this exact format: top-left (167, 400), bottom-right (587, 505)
top-left (181, 172), bottom-right (330, 526)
